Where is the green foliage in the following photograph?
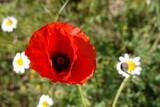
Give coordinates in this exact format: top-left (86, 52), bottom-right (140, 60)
top-left (0, 0), bottom-right (160, 107)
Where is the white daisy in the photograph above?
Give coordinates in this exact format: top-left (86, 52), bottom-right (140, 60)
top-left (116, 54), bottom-right (142, 78)
top-left (13, 52), bottom-right (30, 73)
top-left (146, 0), bottom-right (151, 5)
top-left (1, 16), bottom-right (17, 32)
top-left (37, 95), bottom-right (54, 107)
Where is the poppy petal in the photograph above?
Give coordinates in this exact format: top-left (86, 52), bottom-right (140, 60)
top-left (67, 57), bottom-right (94, 84)
top-left (67, 35), bottom-right (96, 85)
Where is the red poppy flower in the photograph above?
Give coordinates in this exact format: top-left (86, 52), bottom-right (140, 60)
top-left (25, 22), bottom-right (96, 85)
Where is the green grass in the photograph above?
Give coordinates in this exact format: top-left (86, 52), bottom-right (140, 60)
top-left (0, 0), bottom-right (160, 107)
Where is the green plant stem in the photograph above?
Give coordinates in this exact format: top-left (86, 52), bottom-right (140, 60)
top-left (55, 0), bottom-right (70, 21)
top-left (112, 77), bottom-right (130, 107)
top-left (77, 85), bottom-right (87, 107)
top-left (49, 82), bottom-right (58, 98)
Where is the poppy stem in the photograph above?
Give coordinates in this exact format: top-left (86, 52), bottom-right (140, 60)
top-left (55, 0), bottom-right (70, 21)
top-left (77, 85), bottom-right (87, 107)
top-left (112, 77), bottom-right (130, 107)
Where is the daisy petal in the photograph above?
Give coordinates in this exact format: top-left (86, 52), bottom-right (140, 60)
top-left (124, 54), bottom-right (129, 60)
top-left (119, 56), bottom-right (125, 62)
top-left (133, 57), bottom-right (140, 62)
top-left (19, 66), bottom-right (25, 73)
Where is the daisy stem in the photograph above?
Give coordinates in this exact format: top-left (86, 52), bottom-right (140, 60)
top-left (77, 85), bottom-right (87, 107)
top-left (55, 0), bottom-right (70, 21)
top-left (112, 77), bottom-right (130, 107)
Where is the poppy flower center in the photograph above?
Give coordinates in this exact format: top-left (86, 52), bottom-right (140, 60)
top-left (57, 57), bottom-right (65, 65)
top-left (51, 52), bottom-right (70, 72)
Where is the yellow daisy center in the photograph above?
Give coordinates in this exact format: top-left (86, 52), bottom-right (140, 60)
top-left (125, 61), bottom-right (136, 72)
top-left (6, 20), bottom-right (13, 26)
top-left (42, 101), bottom-right (49, 106)
top-left (17, 58), bottom-right (23, 66)
top-left (123, 25), bottom-right (128, 30)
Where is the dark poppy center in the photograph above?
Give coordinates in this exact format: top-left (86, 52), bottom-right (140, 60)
top-left (57, 57), bottom-right (65, 65)
top-left (51, 52), bottom-right (70, 72)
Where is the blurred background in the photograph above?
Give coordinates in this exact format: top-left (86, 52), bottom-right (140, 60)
top-left (0, 0), bottom-right (160, 107)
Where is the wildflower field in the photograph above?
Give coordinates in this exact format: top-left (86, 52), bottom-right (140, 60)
top-left (0, 0), bottom-right (160, 107)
